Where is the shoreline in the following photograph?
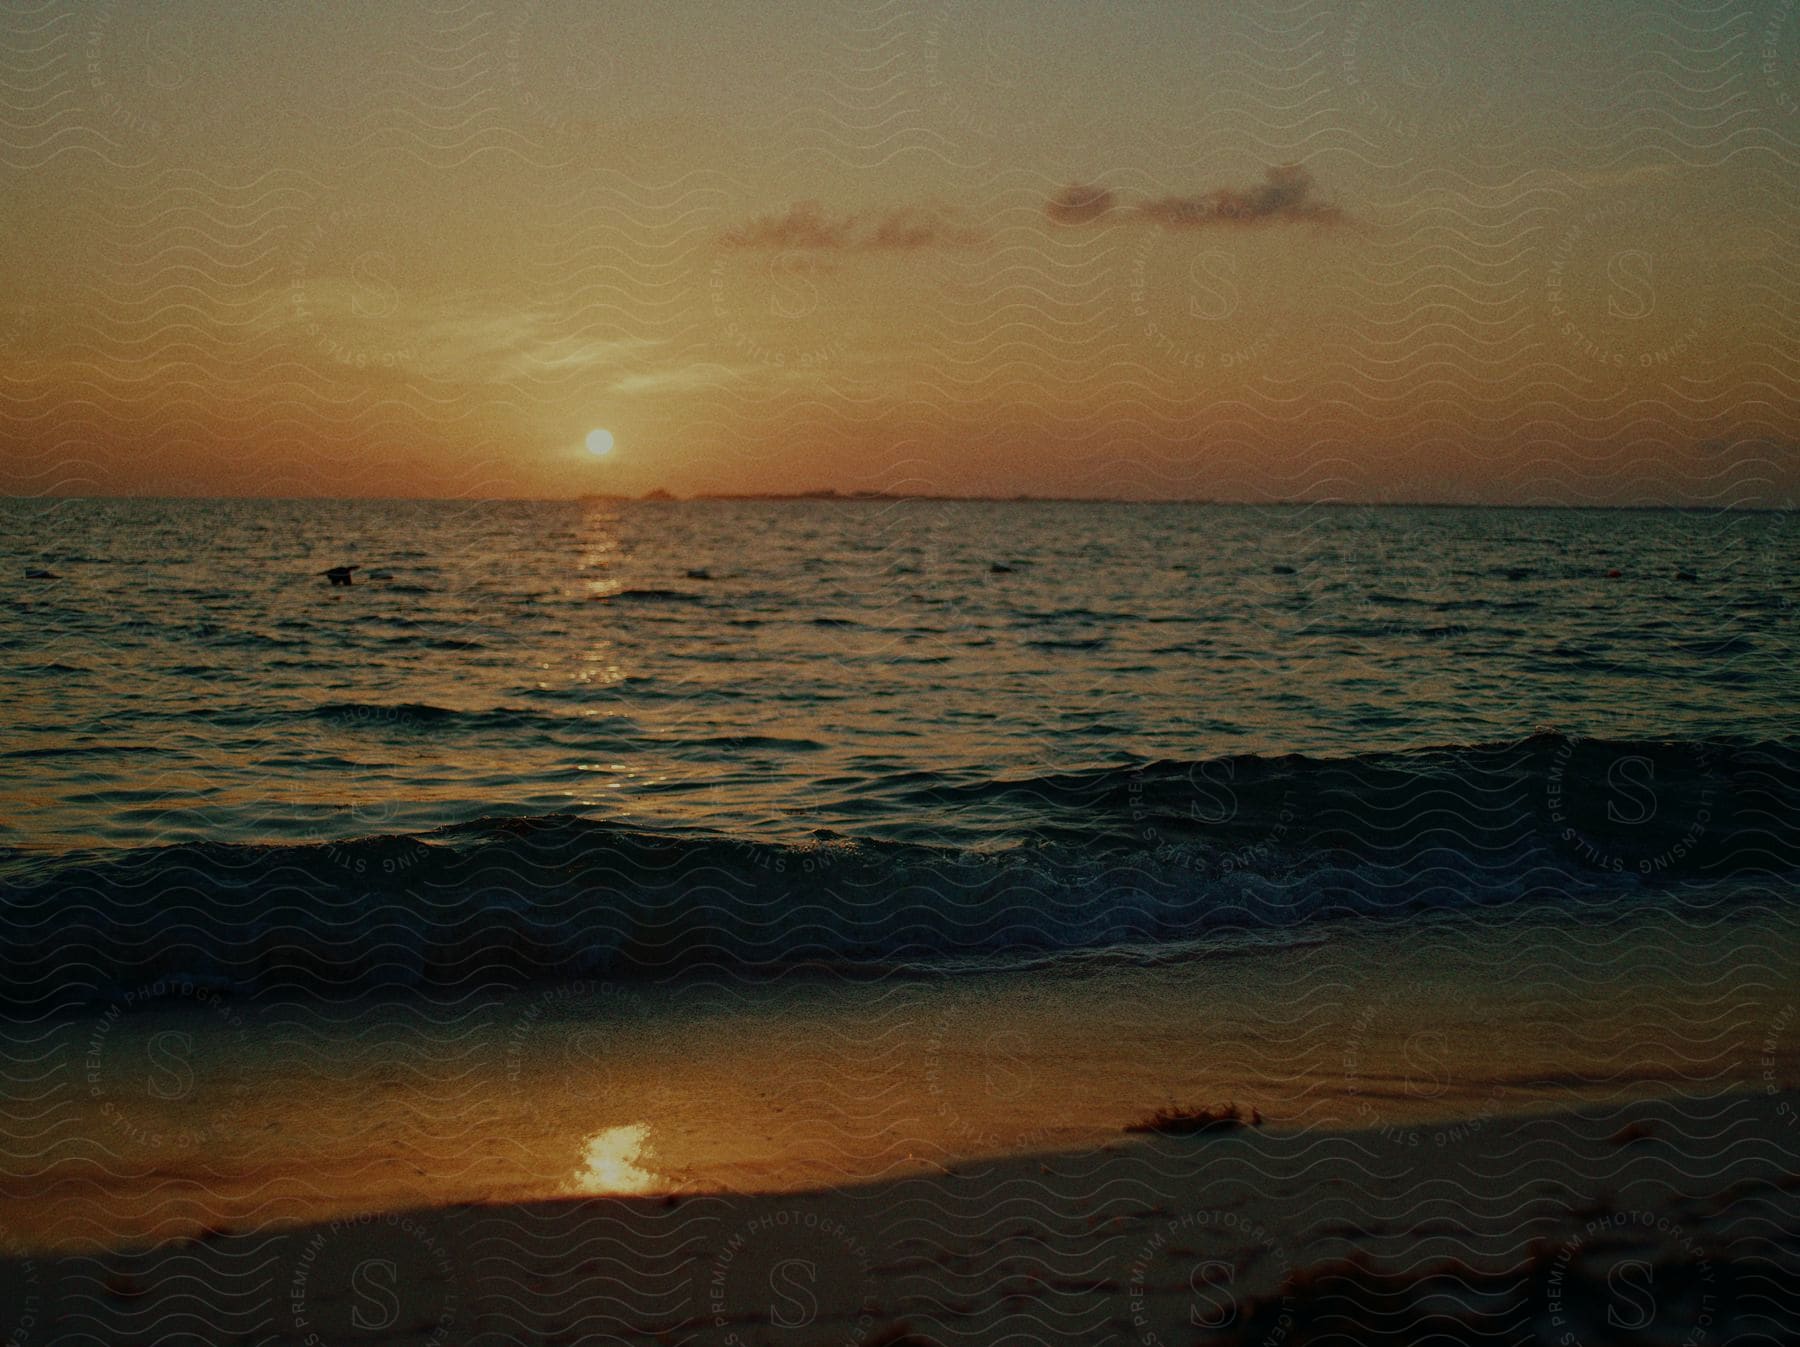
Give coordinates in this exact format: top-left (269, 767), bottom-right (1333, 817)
top-left (5, 895), bottom-right (1795, 1260)
top-left (4, 1086), bottom-right (1794, 1344)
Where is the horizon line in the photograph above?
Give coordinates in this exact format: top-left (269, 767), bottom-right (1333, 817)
top-left (0, 493), bottom-right (1790, 513)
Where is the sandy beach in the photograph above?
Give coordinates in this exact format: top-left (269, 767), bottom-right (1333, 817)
top-left (2, 1083), bottom-right (1792, 1345)
top-left (6, 897), bottom-right (1794, 1257)
top-left (3, 895), bottom-right (1795, 1345)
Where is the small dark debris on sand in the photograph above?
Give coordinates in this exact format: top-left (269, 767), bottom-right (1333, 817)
top-left (1124, 1101), bottom-right (1263, 1136)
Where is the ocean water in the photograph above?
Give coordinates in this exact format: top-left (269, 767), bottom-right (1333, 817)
top-left (1, 498), bottom-right (1795, 1006)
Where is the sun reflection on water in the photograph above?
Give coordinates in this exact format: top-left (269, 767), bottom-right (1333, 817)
top-left (567, 1122), bottom-right (658, 1195)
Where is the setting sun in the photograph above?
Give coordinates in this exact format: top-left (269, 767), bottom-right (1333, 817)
top-left (585, 429), bottom-right (615, 457)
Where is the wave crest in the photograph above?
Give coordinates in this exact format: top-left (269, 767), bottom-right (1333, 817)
top-left (2, 733), bottom-right (1793, 1007)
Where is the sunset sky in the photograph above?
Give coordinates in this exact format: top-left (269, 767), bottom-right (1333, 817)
top-left (1, 0), bottom-right (1795, 504)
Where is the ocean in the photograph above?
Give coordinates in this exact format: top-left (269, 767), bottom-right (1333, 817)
top-left (1, 498), bottom-right (1795, 1005)
top-left (2, 497), bottom-right (1798, 1256)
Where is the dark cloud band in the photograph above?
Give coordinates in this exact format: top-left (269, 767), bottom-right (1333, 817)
top-left (1045, 165), bottom-right (1344, 228)
top-left (719, 202), bottom-right (986, 252)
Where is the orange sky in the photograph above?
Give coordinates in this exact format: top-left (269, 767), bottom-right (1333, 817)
top-left (1, 0), bottom-right (1795, 505)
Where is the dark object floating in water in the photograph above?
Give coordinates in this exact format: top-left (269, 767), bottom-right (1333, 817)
top-left (685, 568), bottom-right (712, 580)
top-left (990, 562), bottom-right (1016, 574)
top-left (1675, 570), bottom-right (1698, 582)
top-left (1604, 569), bottom-right (1622, 579)
top-left (321, 566), bottom-right (358, 587)
top-left (1271, 564), bottom-right (1297, 575)
top-left (24, 569), bottom-right (58, 580)
top-left (597, 587), bottom-right (704, 604)
top-left (1504, 566), bottom-right (1533, 581)
top-left (1124, 1101), bottom-right (1263, 1136)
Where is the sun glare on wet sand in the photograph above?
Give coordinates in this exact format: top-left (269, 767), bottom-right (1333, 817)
top-left (567, 1122), bottom-right (657, 1195)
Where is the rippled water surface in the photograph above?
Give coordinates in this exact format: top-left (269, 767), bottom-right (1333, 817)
top-left (3, 499), bottom-right (1794, 852)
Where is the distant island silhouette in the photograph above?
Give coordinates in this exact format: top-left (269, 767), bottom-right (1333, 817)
top-left (579, 488), bottom-right (1188, 504)
top-left (555, 491), bottom-right (1766, 511)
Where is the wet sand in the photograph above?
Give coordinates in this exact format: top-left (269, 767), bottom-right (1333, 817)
top-left (3, 1085), bottom-right (1795, 1345)
top-left (2, 895), bottom-right (1795, 1261)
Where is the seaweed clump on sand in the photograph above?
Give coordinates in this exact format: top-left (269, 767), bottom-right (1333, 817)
top-left (1124, 1101), bottom-right (1263, 1136)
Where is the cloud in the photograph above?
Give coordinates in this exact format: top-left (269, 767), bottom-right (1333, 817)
top-left (722, 172), bottom-right (1342, 254)
top-left (1043, 166), bottom-right (1346, 230)
top-left (720, 201), bottom-right (854, 251)
top-left (718, 201), bottom-right (984, 252)
top-left (862, 206), bottom-right (985, 251)
top-left (611, 363), bottom-right (741, 395)
top-left (1044, 184), bottom-right (1116, 225)
top-left (1138, 165), bottom-right (1344, 228)
top-left (263, 284), bottom-right (663, 383)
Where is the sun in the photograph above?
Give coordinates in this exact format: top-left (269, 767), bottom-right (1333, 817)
top-left (585, 428), bottom-right (615, 456)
